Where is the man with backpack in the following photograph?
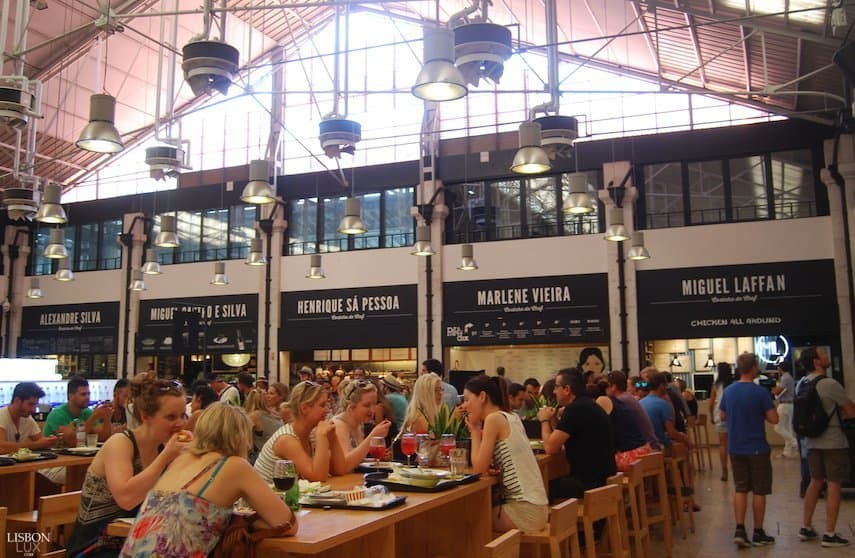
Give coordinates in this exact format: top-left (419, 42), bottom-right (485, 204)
top-left (796, 347), bottom-right (855, 548)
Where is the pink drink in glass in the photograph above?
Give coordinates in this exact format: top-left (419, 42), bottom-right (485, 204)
top-left (401, 434), bottom-right (417, 465)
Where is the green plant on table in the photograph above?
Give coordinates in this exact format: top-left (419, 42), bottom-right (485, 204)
top-left (422, 403), bottom-right (470, 440)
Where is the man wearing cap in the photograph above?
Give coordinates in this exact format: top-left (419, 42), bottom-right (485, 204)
top-left (381, 376), bottom-right (408, 431)
top-left (298, 366), bottom-right (315, 382)
top-left (209, 374), bottom-right (240, 406)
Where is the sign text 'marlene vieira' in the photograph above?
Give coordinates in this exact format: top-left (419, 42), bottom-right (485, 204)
top-left (681, 274), bottom-right (786, 296)
top-left (476, 286), bottom-right (571, 306)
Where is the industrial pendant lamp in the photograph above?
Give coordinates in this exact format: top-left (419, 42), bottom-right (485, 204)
top-left (411, 225), bottom-right (435, 256)
top-left (128, 269), bottom-right (146, 291)
top-left (338, 197), bottom-right (367, 234)
top-left (76, 94), bottom-right (124, 153)
top-left (55, 257), bottom-right (74, 282)
top-left (457, 244), bottom-right (478, 271)
top-left (35, 183), bottom-right (67, 224)
top-left (305, 254), bottom-right (325, 279)
top-left (626, 231), bottom-right (650, 260)
top-left (154, 215), bottom-right (180, 248)
top-left (241, 160), bottom-right (276, 205)
top-left (510, 121), bottom-right (551, 175)
top-left (412, 27), bottom-right (467, 102)
top-left (44, 228), bottom-right (68, 259)
top-left (244, 235), bottom-right (267, 266)
top-left (563, 173), bottom-right (594, 214)
top-left (604, 207), bottom-right (630, 242)
top-left (705, 354), bottom-right (716, 369)
top-left (26, 278), bottom-right (43, 299)
top-left (210, 261), bottom-right (229, 285)
top-left (141, 248), bottom-right (162, 275)
top-left (670, 354), bottom-right (682, 367)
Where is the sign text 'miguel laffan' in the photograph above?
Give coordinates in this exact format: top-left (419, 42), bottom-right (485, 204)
top-left (40, 311), bottom-right (102, 325)
top-left (681, 274), bottom-right (786, 296)
top-left (476, 286), bottom-right (571, 306)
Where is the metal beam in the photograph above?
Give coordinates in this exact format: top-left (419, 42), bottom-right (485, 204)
top-left (678, 2), bottom-right (707, 87)
top-left (629, 0), bottom-right (660, 73)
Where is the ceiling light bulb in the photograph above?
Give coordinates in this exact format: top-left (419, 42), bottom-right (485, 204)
top-left (604, 207), bottom-right (630, 242)
top-left (411, 225), bottom-right (435, 256)
top-left (76, 94), bottom-right (124, 153)
top-left (35, 183), bottom-right (68, 224)
top-left (306, 254), bottom-right (325, 279)
top-left (44, 228), bottom-right (68, 259)
top-left (154, 215), bottom-right (180, 248)
top-left (141, 248), bottom-right (162, 275)
top-left (457, 243), bottom-right (478, 270)
top-left (626, 231), bottom-right (650, 260)
top-left (338, 197), bottom-right (367, 234)
top-left (26, 277), bottom-right (43, 299)
top-left (412, 27), bottom-right (467, 102)
top-left (511, 121), bottom-right (551, 175)
top-left (210, 261), bottom-right (229, 285)
top-left (241, 160), bottom-right (275, 204)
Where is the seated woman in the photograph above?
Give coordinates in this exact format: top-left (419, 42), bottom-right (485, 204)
top-left (185, 384), bottom-right (218, 431)
top-left (333, 381), bottom-right (391, 471)
top-left (247, 383), bottom-right (289, 455)
top-left (120, 404), bottom-right (297, 556)
top-left (462, 375), bottom-right (548, 534)
top-left (402, 373), bottom-right (442, 434)
top-left (254, 381), bottom-right (346, 482)
top-left (66, 373), bottom-right (191, 557)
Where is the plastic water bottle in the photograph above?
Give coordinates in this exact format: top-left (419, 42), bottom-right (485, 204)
top-left (75, 420), bottom-right (86, 447)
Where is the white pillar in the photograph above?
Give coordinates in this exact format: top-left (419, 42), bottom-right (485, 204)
top-left (121, 212), bottom-right (146, 377)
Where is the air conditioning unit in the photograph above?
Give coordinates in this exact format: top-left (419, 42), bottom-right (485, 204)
top-left (535, 115), bottom-right (579, 159)
top-left (319, 117), bottom-right (362, 159)
top-left (145, 144), bottom-right (189, 180)
top-left (3, 187), bottom-right (40, 221)
top-left (182, 40), bottom-right (240, 96)
top-left (453, 23), bottom-right (513, 87)
top-left (0, 77), bottom-right (39, 130)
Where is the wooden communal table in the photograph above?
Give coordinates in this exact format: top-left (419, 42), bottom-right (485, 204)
top-left (535, 452), bottom-right (570, 496)
top-left (0, 454), bottom-right (93, 513)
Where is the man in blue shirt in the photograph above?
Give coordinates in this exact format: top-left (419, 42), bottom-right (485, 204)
top-left (719, 352), bottom-right (779, 548)
top-left (639, 371), bottom-right (691, 450)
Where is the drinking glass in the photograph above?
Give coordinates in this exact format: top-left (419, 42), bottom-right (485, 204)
top-left (449, 448), bottom-right (468, 475)
top-left (439, 433), bottom-right (456, 465)
top-left (416, 434), bottom-right (431, 467)
top-left (400, 433), bottom-right (417, 467)
top-left (272, 459), bottom-right (297, 492)
top-left (368, 436), bottom-right (386, 466)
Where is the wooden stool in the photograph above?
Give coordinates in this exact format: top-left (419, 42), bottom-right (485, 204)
top-left (608, 464), bottom-right (650, 558)
top-left (664, 444), bottom-right (695, 539)
top-left (483, 529), bottom-right (522, 558)
top-left (1, 506), bottom-right (7, 558)
top-left (635, 453), bottom-right (672, 557)
top-left (6, 491), bottom-right (81, 557)
top-left (692, 414), bottom-right (712, 470)
top-left (520, 498), bottom-right (582, 558)
top-left (578, 484), bottom-right (627, 558)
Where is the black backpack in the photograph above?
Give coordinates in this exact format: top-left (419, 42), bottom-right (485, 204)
top-left (792, 376), bottom-right (837, 438)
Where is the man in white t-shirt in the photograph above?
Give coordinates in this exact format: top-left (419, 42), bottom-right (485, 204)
top-left (210, 374), bottom-right (240, 406)
top-left (0, 382), bottom-right (58, 454)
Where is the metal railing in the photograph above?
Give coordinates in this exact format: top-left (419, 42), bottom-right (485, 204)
top-left (286, 232), bottom-right (414, 255)
top-left (647, 201), bottom-right (816, 229)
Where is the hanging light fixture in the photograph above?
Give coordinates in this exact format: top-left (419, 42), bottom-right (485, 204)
top-left (412, 27), bottom-right (467, 102)
top-left (35, 183), bottom-right (67, 224)
top-left (244, 235), bottom-right (266, 266)
top-left (76, 94), bottom-right (124, 153)
top-left (26, 277), bottom-right (43, 299)
top-left (411, 225), bottom-right (435, 256)
top-left (563, 173), bottom-right (594, 214)
top-left (626, 231), bottom-right (651, 260)
top-left (670, 354), bottom-right (682, 367)
top-left (54, 257), bottom-right (74, 282)
top-left (210, 261), bottom-right (229, 285)
top-left (44, 228), bottom-right (68, 259)
top-left (241, 160), bottom-right (276, 205)
top-left (705, 354), bottom-right (716, 369)
top-left (510, 121), bottom-right (551, 175)
top-left (457, 243), bottom-right (478, 271)
top-left (338, 197), bottom-right (367, 235)
top-left (141, 248), bottom-right (162, 275)
top-left (128, 269), bottom-right (146, 291)
top-left (604, 207), bottom-right (630, 242)
top-left (305, 254), bottom-right (325, 279)
top-left (154, 215), bottom-right (180, 248)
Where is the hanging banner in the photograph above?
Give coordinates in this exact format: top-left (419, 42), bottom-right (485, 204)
top-left (637, 259), bottom-right (838, 339)
top-left (18, 302), bottom-right (120, 355)
top-left (137, 294), bottom-right (258, 354)
top-left (443, 274), bottom-right (610, 346)
top-left (281, 285), bottom-right (417, 349)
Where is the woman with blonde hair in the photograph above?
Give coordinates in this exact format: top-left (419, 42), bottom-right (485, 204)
top-left (333, 380), bottom-right (391, 471)
top-left (120, 403), bottom-right (297, 556)
top-left (402, 373), bottom-right (442, 434)
top-left (244, 388), bottom-right (284, 463)
top-left (254, 381), bottom-right (347, 482)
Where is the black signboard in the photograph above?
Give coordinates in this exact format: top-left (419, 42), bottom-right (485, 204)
top-left (443, 274), bottom-right (610, 346)
top-left (637, 259), bottom-right (838, 339)
top-left (137, 295), bottom-right (258, 354)
top-left (18, 302), bottom-right (119, 355)
top-left (281, 285), bottom-right (417, 349)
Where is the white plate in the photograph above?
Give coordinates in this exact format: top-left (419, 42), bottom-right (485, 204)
top-left (66, 446), bottom-right (99, 454)
top-left (398, 468), bottom-right (450, 481)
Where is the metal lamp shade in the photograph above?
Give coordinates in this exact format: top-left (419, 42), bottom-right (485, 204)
top-left (338, 197), bottom-right (366, 234)
top-left (457, 243), bottom-right (478, 270)
top-left (210, 261), bottom-right (229, 285)
top-left (241, 160), bottom-right (275, 204)
top-left (412, 28), bottom-right (467, 102)
top-left (35, 183), bottom-right (67, 224)
top-left (510, 121), bottom-right (550, 175)
top-left (626, 231), bottom-right (650, 260)
top-left (245, 237), bottom-right (267, 266)
top-left (26, 278), bottom-right (43, 299)
top-left (604, 207), bottom-right (630, 242)
top-left (44, 228), bottom-right (68, 259)
top-left (141, 248), bottom-right (162, 275)
top-left (154, 215), bottom-right (180, 248)
top-left (76, 94), bottom-right (124, 153)
top-left (563, 173), bottom-right (594, 214)
top-left (55, 257), bottom-right (74, 282)
top-left (411, 225), bottom-right (435, 256)
top-left (306, 254), bottom-right (325, 279)
top-left (128, 269), bottom-right (146, 291)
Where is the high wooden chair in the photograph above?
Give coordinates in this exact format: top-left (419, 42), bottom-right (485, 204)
top-left (578, 484), bottom-right (628, 558)
top-left (664, 443), bottom-right (695, 539)
top-left (635, 452), bottom-right (672, 557)
top-left (6, 491), bottom-right (81, 557)
top-left (608, 463), bottom-right (651, 558)
top-left (520, 498), bottom-right (582, 558)
top-left (1, 506), bottom-right (7, 558)
top-left (690, 414), bottom-right (712, 471)
top-left (483, 529), bottom-right (522, 558)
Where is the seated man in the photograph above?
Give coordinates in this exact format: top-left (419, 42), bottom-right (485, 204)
top-left (639, 371), bottom-right (692, 451)
top-left (538, 367), bottom-right (616, 500)
top-left (0, 382), bottom-right (58, 454)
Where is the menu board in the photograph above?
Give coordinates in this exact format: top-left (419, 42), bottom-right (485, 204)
top-left (637, 259), bottom-right (838, 339)
top-left (281, 285), bottom-right (417, 349)
top-left (137, 294), bottom-right (258, 354)
top-left (443, 274), bottom-right (610, 346)
top-left (18, 302), bottom-right (120, 356)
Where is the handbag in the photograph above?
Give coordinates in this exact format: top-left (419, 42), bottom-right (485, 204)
top-left (211, 512), bottom-right (294, 558)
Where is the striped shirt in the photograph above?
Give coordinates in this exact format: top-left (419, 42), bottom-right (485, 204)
top-left (492, 412), bottom-right (548, 506)
top-left (253, 423), bottom-right (316, 483)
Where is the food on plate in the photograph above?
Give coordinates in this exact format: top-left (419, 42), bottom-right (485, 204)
top-left (13, 447), bottom-right (33, 459)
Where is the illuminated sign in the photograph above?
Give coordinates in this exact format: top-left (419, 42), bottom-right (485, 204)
top-left (753, 335), bottom-right (790, 365)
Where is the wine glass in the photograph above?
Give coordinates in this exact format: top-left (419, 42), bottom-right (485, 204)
top-left (272, 459), bottom-right (297, 492)
top-left (400, 433), bottom-right (417, 467)
top-left (440, 433), bottom-right (456, 465)
top-left (369, 436), bottom-right (386, 466)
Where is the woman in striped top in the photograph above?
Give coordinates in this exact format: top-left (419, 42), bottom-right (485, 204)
top-left (462, 375), bottom-right (548, 534)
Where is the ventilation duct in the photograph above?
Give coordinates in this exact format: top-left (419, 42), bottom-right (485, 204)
top-left (3, 188), bottom-right (40, 221)
top-left (182, 40), bottom-right (240, 96)
top-left (145, 144), bottom-right (189, 180)
top-left (319, 117), bottom-right (362, 159)
top-left (535, 115), bottom-right (578, 159)
top-left (0, 77), bottom-right (39, 130)
top-left (453, 23), bottom-right (513, 87)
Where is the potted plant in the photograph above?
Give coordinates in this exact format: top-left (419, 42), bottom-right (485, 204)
top-left (422, 404), bottom-right (470, 466)
top-left (522, 394), bottom-right (554, 439)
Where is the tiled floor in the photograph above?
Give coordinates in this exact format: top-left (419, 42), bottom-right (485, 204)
top-left (652, 452), bottom-right (854, 557)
